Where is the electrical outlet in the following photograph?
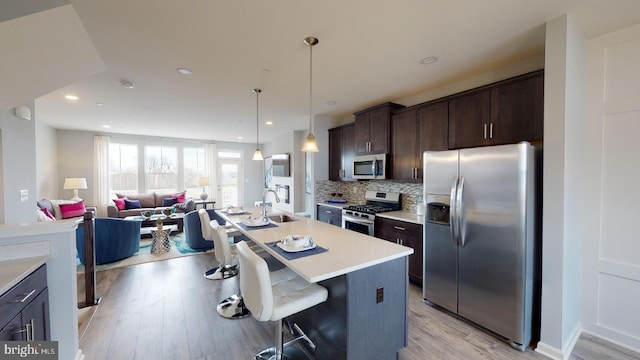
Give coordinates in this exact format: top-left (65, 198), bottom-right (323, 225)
top-left (20, 190), bottom-right (28, 202)
top-left (376, 287), bottom-right (384, 303)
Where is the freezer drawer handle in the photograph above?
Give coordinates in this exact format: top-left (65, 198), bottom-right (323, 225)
top-left (393, 226), bottom-right (406, 231)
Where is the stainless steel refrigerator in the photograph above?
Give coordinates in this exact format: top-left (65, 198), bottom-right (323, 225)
top-left (422, 142), bottom-right (538, 351)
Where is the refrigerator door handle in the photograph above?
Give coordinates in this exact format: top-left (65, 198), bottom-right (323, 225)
top-left (449, 177), bottom-right (459, 246)
top-left (457, 176), bottom-right (466, 247)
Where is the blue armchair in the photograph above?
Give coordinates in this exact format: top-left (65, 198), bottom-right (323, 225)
top-left (184, 209), bottom-right (227, 249)
top-left (76, 218), bottom-right (142, 265)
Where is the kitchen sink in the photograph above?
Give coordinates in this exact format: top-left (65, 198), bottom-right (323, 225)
top-left (267, 214), bottom-right (298, 223)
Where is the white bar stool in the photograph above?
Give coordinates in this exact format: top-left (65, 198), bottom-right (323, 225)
top-left (236, 241), bottom-right (328, 360)
top-left (198, 209), bottom-right (250, 319)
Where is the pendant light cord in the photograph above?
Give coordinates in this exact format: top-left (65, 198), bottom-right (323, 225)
top-left (253, 89), bottom-right (260, 149)
top-left (309, 43), bottom-right (313, 133)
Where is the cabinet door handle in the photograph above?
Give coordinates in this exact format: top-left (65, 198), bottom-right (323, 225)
top-left (483, 123), bottom-right (487, 139)
top-left (489, 123), bottom-right (494, 139)
top-left (394, 226), bottom-right (406, 231)
top-left (13, 289), bottom-right (36, 303)
top-left (326, 210), bottom-right (332, 214)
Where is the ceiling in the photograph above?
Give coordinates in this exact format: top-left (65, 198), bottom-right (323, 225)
top-left (33, 0), bottom-right (640, 144)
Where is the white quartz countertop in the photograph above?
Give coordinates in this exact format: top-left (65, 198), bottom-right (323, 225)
top-left (0, 256), bottom-right (48, 294)
top-left (219, 208), bottom-right (413, 283)
top-left (376, 211), bottom-right (425, 225)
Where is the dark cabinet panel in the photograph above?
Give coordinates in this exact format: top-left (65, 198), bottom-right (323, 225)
top-left (0, 314), bottom-right (22, 341)
top-left (391, 101), bottom-right (448, 181)
top-left (490, 74), bottom-right (544, 144)
top-left (21, 288), bottom-right (50, 341)
top-left (391, 109), bottom-right (417, 180)
top-left (418, 101), bottom-right (449, 154)
top-left (317, 205), bottom-right (342, 227)
top-left (354, 103), bottom-right (404, 155)
top-left (374, 217), bottom-right (423, 285)
top-left (448, 89), bottom-right (491, 149)
top-left (368, 107), bottom-right (391, 154)
top-left (329, 123), bottom-right (356, 181)
top-left (0, 264), bottom-right (49, 342)
top-left (354, 112), bottom-right (371, 155)
top-left (448, 70), bottom-right (544, 149)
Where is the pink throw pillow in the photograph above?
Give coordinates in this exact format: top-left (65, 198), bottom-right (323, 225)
top-left (173, 193), bottom-right (186, 203)
top-left (60, 201), bottom-right (86, 219)
top-left (113, 198), bottom-right (126, 211)
top-left (40, 207), bottom-right (56, 220)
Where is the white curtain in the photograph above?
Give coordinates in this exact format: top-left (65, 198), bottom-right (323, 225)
top-left (93, 135), bottom-right (110, 216)
top-left (204, 143), bottom-right (217, 203)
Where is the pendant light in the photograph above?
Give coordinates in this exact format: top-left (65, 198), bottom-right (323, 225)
top-left (301, 36), bottom-right (319, 152)
top-left (252, 88), bottom-right (264, 161)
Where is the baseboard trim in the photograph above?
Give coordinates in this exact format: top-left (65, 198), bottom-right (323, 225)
top-left (75, 349), bottom-right (84, 360)
top-left (562, 323), bottom-right (582, 358)
top-left (535, 324), bottom-right (582, 360)
top-left (535, 342), bottom-right (563, 360)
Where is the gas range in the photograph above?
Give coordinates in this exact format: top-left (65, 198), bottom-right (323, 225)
top-left (342, 191), bottom-right (401, 235)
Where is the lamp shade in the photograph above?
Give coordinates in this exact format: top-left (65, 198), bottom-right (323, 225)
top-left (63, 177), bottom-right (87, 190)
top-left (198, 177), bottom-right (210, 186)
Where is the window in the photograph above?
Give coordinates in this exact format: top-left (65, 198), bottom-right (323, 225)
top-left (144, 145), bottom-right (177, 193)
top-left (109, 143), bottom-right (138, 196)
top-left (184, 147), bottom-right (205, 198)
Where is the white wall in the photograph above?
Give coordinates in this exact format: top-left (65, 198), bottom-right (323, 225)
top-left (35, 118), bottom-right (58, 199)
top-left (581, 22), bottom-right (640, 352)
top-left (0, 105), bottom-right (38, 224)
top-left (536, 14), bottom-right (585, 360)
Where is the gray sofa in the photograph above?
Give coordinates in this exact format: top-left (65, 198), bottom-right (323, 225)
top-left (107, 191), bottom-right (195, 218)
top-left (37, 199), bottom-right (96, 220)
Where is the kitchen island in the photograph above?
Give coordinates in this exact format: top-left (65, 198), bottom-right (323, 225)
top-left (218, 207), bottom-right (413, 360)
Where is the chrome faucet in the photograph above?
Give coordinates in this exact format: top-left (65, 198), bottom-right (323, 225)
top-left (261, 188), bottom-right (281, 217)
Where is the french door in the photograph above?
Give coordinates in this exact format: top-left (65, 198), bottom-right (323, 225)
top-left (216, 159), bottom-right (243, 208)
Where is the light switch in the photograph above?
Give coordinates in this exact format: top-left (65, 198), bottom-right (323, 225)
top-left (20, 190), bottom-right (28, 202)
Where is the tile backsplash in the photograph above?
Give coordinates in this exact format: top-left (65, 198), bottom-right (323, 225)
top-left (316, 180), bottom-right (423, 212)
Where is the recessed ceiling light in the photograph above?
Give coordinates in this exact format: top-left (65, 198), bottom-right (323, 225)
top-left (177, 68), bottom-right (193, 76)
top-left (96, 102), bottom-right (104, 106)
top-left (261, 69), bottom-right (271, 75)
top-left (420, 56), bottom-right (438, 65)
top-left (326, 100), bottom-right (336, 105)
top-left (121, 80), bottom-right (135, 89)
top-left (266, 121), bottom-right (273, 125)
top-left (237, 136), bottom-right (243, 140)
top-left (65, 95), bottom-right (79, 101)
top-left (102, 125), bottom-right (111, 128)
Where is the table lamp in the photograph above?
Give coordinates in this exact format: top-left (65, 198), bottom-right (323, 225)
top-left (198, 177), bottom-right (210, 200)
top-left (63, 177), bottom-right (88, 202)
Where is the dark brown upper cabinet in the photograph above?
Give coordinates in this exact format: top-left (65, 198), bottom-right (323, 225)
top-left (448, 70), bottom-right (544, 149)
top-left (328, 123), bottom-right (356, 181)
top-left (354, 102), bottom-right (404, 155)
top-left (391, 101), bottom-right (448, 181)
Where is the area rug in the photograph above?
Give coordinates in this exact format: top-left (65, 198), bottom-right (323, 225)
top-left (76, 233), bottom-right (213, 273)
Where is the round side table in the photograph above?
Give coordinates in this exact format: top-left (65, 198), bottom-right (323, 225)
top-left (150, 227), bottom-right (172, 254)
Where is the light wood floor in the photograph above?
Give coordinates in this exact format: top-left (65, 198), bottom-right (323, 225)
top-left (78, 254), bottom-right (640, 360)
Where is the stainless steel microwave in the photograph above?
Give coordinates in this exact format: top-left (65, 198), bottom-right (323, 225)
top-left (352, 154), bottom-right (387, 180)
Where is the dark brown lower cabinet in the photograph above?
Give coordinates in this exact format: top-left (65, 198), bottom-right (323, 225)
top-left (317, 205), bottom-right (342, 227)
top-left (0, 265), bottom-right (50, 341)
top-left (374, 217), bottom-right (423, 285)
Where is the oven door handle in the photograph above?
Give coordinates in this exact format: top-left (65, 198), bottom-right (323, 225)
top-left (342, 214), bottom-right (374, 225)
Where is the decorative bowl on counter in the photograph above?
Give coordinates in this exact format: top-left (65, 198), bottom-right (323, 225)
top-left (162, 207), bottom-right (176, 216)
